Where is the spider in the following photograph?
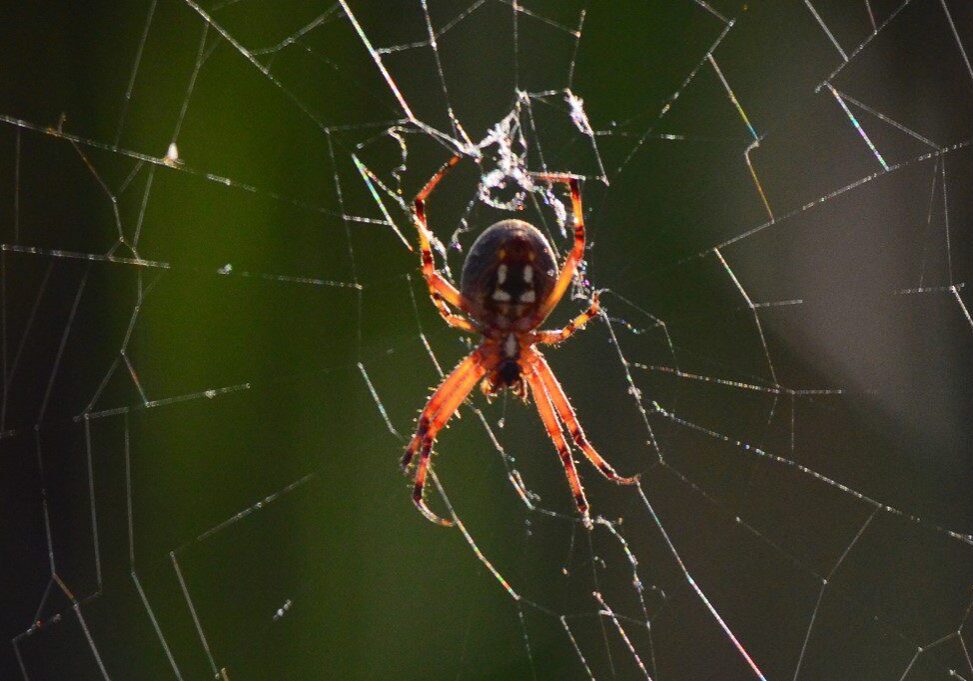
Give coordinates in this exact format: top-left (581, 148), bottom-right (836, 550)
top-left (402, 155), bottom-right (639, 528)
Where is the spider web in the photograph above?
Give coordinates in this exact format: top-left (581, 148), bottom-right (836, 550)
top-left (2, 0), bottom-right (972, 679)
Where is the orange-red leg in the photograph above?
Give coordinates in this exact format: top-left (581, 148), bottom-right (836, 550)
top-left (404, 346), bottom-right (492, 526)
top-left (416, 154), bottom-right (462, 204)
top-left (430, 294), bottom-right (478, 333)
top-left (532, 175), bottom-right (586, 322)
top-left (414, 198), bottom-right (467, 311)
top-left (529, 350), bottom-right (640, 485)
top-left (402, 348), bottom-right (486, 469)
top-left (524, 363), bottom-right (592, 527)
top-left (413, 155), bottom-right (475, 333)
top-left (532, 292), bottom-right (601, 346)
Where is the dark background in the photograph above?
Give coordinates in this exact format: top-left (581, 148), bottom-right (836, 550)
top-left (1, 1), bottom-right (971, 679)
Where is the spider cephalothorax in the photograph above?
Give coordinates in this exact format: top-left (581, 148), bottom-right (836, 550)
top-left (402, 156), bottom-right (639, 528)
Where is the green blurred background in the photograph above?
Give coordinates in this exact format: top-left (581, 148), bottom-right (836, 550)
top-left (2, 1), bottom-right (971, 679)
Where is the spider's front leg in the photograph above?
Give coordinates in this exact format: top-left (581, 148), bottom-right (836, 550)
top-left (528, 349), bottom-right (640, 486)
top-left (403, 346), bottom-right (493, 526)
top-left (524, 362), bottom-right (592, 528)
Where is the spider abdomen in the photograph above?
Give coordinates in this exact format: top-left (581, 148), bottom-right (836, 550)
top-left (460, 219), bottom-right (558, 331)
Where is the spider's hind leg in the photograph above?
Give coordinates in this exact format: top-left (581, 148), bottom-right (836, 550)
top-left (529, 175), bottom-right (587, 323)
top-left (412, 154), bottom-right (478, 331)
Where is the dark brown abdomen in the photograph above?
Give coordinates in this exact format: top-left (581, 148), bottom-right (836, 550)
top-left (460, 219), bottom-right (558, 329)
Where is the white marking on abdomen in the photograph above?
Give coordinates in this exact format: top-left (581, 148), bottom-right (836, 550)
top-left (523, 265), bottom-right (533, 283)
top-left (504, 334), bottom-right (518, 357)
top-left (519, 290), bottom-right (536, 303)
top-left (497, 263), bottom-right (508, 284)
top-left (492, 289), bottom-right (512, 302)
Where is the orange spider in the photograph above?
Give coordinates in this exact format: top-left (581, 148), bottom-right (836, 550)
top-left (402, 156), bottom-right (639, 528)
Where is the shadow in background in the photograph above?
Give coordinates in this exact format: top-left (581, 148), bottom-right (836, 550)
top-left (1, 1), bottom-right (971, 679)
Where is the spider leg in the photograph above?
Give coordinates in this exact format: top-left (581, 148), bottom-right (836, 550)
top-left (532, 292), bottom-right (600, 346)
top-left (402, 347), bottom-right (486, 469)
top-left (413, 155), bottom-right (479, 334)
top-left (410, 369), bottom-right (487, 526)
top-left (404, 346), bottom-right (493, 526)
top-left (531, 175), bottom-right (587, 323)
top-left (429, 294), bottom-right (479, 333)
top-left (416, 154), bottom-right (463, 204)
top-left (524, 362), bottom-right (592, 528)
top-left (528, 349), bottom-right (640, 485)
top-left (411, 440), bottom-right (448, 525)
